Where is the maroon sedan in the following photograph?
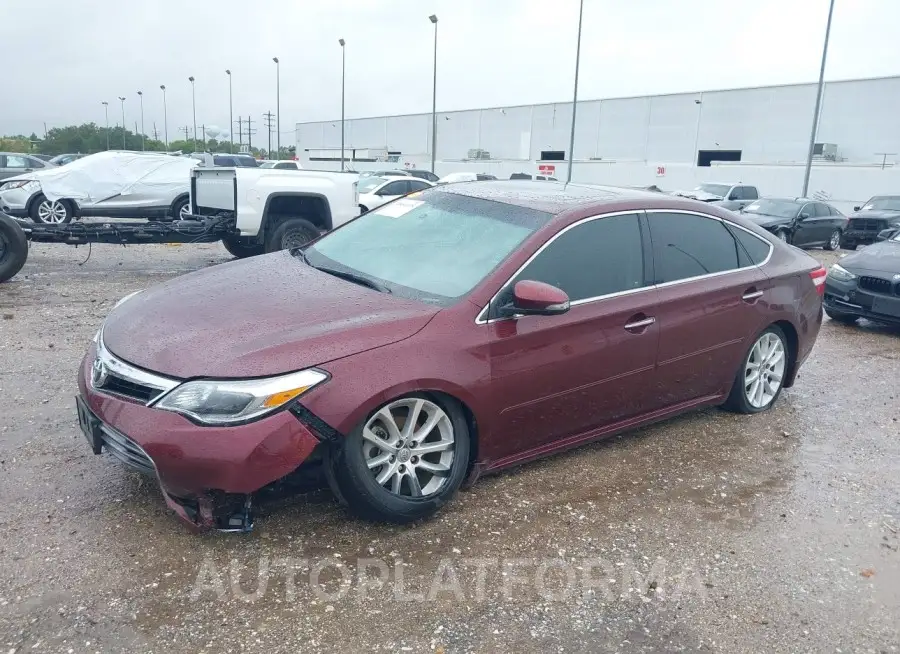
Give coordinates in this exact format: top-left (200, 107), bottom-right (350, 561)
top-left (77, 182), bottom-right (826, 531)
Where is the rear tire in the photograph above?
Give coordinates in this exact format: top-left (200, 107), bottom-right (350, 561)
top-left (327, 393), bottom-right (470, 523)
top-left (30, 195), bottom-right (73, 224)
top-left (0, 214), bottom-right (28, 282)
top-left (824, 229), bottom-right (841, 251)
top-left (264, 217), bottom-right (320, 253)
top-left (723, 325), bottom-right (789, 414)
top-left (824, 308), bottom-right (859, 324)
top-left (170, 196), bottom-right (190, 220)
top-left (221, 235), bottom-right (265, 259)
top-left (842, 242), bottom-right (857, 250)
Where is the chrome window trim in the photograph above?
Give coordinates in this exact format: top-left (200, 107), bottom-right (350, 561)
top-left (94, 331), bottom-right (181, 404)
top-left (474, 210), bottom-right (647, 325)
top-left (474, 207), bottom-right (774, 325)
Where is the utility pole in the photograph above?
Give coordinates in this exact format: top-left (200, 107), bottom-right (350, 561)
top-left (246, 115), bottom-right (255, 150)
top-left (152, 123), bottom-right (159, 142)
top-left (263, 111), bottom-right (275, 157)
top-left (136, 90), bottom-right (145, 150)
top-left (234, 116), bottom-right (243, 151)
top-left (566, 0), bottom-right (585, 184)
top-left (179, 125), bottom-right (191, 143)
top-left (202, 124), bottom-right (206, 150)
top-left (801, 0), bottom-right (836, 198)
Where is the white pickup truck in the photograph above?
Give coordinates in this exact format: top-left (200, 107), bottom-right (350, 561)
top-left (190, 166), bottom-right (360, 257)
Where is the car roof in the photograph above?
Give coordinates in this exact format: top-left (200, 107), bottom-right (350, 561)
top-left (435, 180), bottom-right (668, 214)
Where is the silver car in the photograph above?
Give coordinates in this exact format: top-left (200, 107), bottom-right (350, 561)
top-left (0, 151), bottom-right (194, 224)
top-left (0, 152), bottom-right (55, 181)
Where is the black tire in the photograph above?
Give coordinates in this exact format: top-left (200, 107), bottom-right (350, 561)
top-left (775, 229), bottom-right (791, 244)
top-left (722, 325), bottom-right (789, 414)
top-left (264, 217), bottom-right (320, 253)
top-left (824, 229), bottom-right (841, 251)
top-left (29, 194), bottom-right (73, 224)
top-left (327, 393), bottom-right (471, 523)
top-left (824, 308), bottom-right (859, 324)
top-left (0, 214), bottom-right (28, 283)
top-left (841, 242), bottom-right (857, 250)
top-left (221, 235), bottom-right (265, 259)
top-left (170, 195), bottom-right (190, 220)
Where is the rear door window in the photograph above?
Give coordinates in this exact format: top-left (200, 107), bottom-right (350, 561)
top-left (380, 180), bottom-right (409, 196)
top-left (648, 213), bottom-right (741, 283)
top-left (742, 186), bottom-right (759, 200)
top-left (726, 225), bottom-right (772, 266)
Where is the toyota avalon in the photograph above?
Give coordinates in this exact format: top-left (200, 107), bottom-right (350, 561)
top-left (77, 182), bottom-right (826, 531)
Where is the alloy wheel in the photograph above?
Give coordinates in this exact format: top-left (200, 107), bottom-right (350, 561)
top-left (38, 200), bottom-right (68, 223)
top-left (362, 397), bottom-right (455, 498)
top-left (179, 203), bottom-right (191, 219)
top-left (829, 230), bottom-right (840, 250)
top-left (744, 332), bottom-right (786, 409)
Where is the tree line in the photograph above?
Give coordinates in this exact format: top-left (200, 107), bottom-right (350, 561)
top-left (1, 123), bottom-right (295, 159)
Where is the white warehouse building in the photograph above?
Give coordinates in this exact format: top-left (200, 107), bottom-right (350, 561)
top-left (296, 75), bottom-right (900, 207)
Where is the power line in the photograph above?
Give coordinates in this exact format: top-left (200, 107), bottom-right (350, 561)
top-left (263, 111), bottom-right (275, 156)
top-left (179, 125), bottom-right (190, 143)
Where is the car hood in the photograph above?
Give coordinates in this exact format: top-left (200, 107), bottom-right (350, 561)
top-left (102, 252), bottom-right (440, 379)
top-left (672, 190), bottom-right (723, 202)
top-left (839, 241), bottom-right (900, 275)
top-left (743, 213), bottom-right (789, 226)
top-left (849, 210), bottom-right (900, 221)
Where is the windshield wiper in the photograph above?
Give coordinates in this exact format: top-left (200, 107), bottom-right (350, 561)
top-left (311, 265), bottom-right (392, 294)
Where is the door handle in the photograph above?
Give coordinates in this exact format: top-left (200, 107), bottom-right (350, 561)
top-left (742, 289), bottom-right (764, 302)
top-left (624, 316), bottom-right (655, 332)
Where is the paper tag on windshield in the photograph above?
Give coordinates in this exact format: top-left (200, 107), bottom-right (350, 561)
top-left (374, 199), bottom-right (424, 218)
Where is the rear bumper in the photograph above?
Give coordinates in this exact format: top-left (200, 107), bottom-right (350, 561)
top-left (77, 350), bottom-right (323, 530)
top-left (841, 230), bottom-right (881, 246)
top-left (823, 279), bottom-right (900, 326)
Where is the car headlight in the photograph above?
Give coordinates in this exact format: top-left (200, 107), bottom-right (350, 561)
top-left (153, 369), bottom-right (328, 425)
top-left (828, 264), bottom-right (856, 282)
top-left (0, 180), bottom-right (37, 192)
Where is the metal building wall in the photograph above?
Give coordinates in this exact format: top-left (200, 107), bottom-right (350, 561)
top-left (296, 76), bottom-right (900, 166)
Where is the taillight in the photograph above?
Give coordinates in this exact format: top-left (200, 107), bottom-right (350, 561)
top-left (809, 267), bottom-right (827, 295)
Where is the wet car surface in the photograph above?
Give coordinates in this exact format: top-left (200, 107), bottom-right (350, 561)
top-left (1, 242), bottom-right (898, 652)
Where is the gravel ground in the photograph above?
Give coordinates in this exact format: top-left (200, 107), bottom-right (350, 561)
top-left (0, 242), bottom-right (898, 653)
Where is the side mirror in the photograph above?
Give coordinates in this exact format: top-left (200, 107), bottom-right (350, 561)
top-left (799, 212), bottom-right (810, 220)
top-left (501, 280), bottom-right (570, 317)
top-left (853, 205), bottom-right (861, 211)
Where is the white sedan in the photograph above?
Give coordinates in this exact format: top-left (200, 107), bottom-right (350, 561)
top-left (357, 176), bottom-right (434, 213)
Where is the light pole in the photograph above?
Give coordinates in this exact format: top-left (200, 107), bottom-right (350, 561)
top-left (118, 96), bottom-right (126, 149)
top-left (136, 90), bottom-right (145, 150)
top-left (565, 0), bottom-right (585, 184)
top-left (339, 39), bottom-right (346, 170)
top-left (273, 57), bottom-right (280, 159)
top-left (429, 14), bottom-right (438, 174)
top-left (160, 85), bottom-right (168, 149)
top-left (226, 69), bottom-right (234, 153)
top-left (801, 0), bottom-right (836, 198)
top-left (101, 101), bottom-right (110, 150)
top-left (188, 76), bottom-right (197, 152)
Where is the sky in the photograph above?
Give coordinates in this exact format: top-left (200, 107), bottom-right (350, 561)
top-left (3, 0), bottom-right (900, 143)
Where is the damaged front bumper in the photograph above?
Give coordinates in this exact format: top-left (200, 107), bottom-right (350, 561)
top-left (77, 349), bottom-right (327, 532)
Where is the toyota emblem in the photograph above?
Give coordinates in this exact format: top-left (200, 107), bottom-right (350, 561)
top-left (92, 358), bottom-right (109, 388)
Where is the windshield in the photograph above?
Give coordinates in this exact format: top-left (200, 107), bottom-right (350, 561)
top-left (259, 161), bottom-right (276, 168)
top-left (861, 196), bottom-right (900, 211)
top-left (694, 184), bottom-right (730, 197)
top-left (358, 176), bottom-right (387, 193)
top-left (306, 190), bottom-right (550, 304)
top-left (742, 199), bottom-right (798, 219)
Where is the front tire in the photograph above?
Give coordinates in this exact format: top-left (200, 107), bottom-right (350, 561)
top-left (723, 325), bottom-right (789, 414)
top-left (30, 195), bottom-right (73, 224)
top-left (841, 241), bottom-right (857, 250)
top-left (824, 229), bottom-right (841, 251)
top-left (824, 308), bottom-right (859, 324)
top-left (265, 217), bottom-right (320, 253)
top-left (221, 235), bottom-right (265, 259)
top-left (775, 229), bottom-right (791, 244)
top-left (328, 394), bottom-right (470, 523)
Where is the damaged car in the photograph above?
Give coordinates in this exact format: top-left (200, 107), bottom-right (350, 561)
top-left (823, 228), bottom-right (900, 326)
top-left (77, 182), bottom-right (825, 532)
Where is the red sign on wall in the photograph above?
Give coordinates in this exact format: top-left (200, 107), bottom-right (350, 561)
top-left (538, 164), bottom-right (556, 176)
